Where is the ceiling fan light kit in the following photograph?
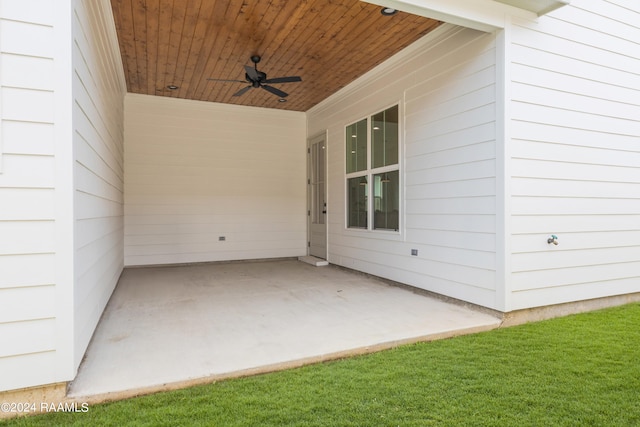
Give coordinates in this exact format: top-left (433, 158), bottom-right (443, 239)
top-left (207, 55), bottom-right (302, 99)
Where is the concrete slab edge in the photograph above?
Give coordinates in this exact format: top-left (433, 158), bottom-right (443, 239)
top-left (66, 291), bottom-right (640, 405)
top-left (66, 320), bottom-right (500, 405)
top-left (4, 274), bottom-right (639, 419)
top-left (0, 383), bottom-right (67, 420)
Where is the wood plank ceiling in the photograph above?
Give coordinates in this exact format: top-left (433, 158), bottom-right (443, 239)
top-left (110, 0), bottom-right (442, 112)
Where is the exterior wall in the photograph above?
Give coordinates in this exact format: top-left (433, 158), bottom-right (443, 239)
top-left (72, 0), bottom-right (126, 367)
top-left (0, 0), bottom-right (125, 393)
top-left (124, 94), bottom-right (307, 266)
top-left (0, 0), bottom-right (70, 392)
top-left (307, 24), bottom-right (500, 309)
top-left (506, 0), bottom-right (640, 310)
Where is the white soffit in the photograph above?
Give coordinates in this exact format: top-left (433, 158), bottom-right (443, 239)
top-left (493, 0), bottom-right (570, 16)
top-left (362, 0), bottom-right (570, 32)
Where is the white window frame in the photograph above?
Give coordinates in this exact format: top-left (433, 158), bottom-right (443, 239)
top-left (344, 102), bottom-right (402, 235)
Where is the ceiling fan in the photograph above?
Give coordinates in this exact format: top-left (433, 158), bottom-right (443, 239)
top-left (207, 55), bottom-right (302, 98)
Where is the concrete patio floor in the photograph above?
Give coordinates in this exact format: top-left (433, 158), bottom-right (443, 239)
top-left (68, 259), bottom-right (501, 400)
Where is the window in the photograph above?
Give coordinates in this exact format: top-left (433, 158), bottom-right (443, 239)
top-left (346, 105), bottom-right (399, 231)
top-left (346, 119), bottom-right (367, 173)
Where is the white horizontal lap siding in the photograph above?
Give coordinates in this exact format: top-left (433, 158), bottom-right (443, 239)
top-left (307, 25), bottom-right (499, 309)
top-left (508, 0), bottom-right (640, 309)
top-left (124, 94), bottom-right (307, 266)
top-left (0, 1), bottom-right (60, 391)
top-left (405, 29), bottom-right (498, 308)
top-left (72, 1), bottom-right (126, 368)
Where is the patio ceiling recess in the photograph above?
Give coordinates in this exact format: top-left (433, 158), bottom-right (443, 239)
top-left (110, 0), bottom-right (569, 112)
top-left (110, 0), bottom-right (442, 112)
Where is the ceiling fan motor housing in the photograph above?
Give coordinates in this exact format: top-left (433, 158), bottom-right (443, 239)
top-left (246, 71), bottom-right (267, 86)
top-left (208, 54), bottom-right (301, 98)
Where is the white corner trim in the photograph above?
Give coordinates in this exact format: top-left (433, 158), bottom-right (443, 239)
top-left (495, 20), bottom-right (513, 312)
top-left (361, 0), bottom-right (536, 32)
top-left (53, 0), bottom-right (75, 382)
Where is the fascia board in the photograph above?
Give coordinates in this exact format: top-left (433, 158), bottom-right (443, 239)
top-left (362, 0), bottom-right (538, 32)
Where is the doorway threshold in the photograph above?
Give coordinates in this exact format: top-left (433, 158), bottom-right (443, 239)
top-left (298, 256), bottom-right (329, 266)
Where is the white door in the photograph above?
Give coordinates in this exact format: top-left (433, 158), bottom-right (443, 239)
top-left (308, 133), bottom-right (327, 259)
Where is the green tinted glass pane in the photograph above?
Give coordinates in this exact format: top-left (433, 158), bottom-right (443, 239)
top-left (347, 176), bottom-right (368, 228)
top-left (346, 119), bottom-right (367, 173)
top-left (373, 170), bottom-right (399, 231)
top-left (371, 105), bottom-right (398, 168)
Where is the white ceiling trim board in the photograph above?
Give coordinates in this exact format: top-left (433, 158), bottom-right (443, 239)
top-left (362, 0), bottom-right (569, 32)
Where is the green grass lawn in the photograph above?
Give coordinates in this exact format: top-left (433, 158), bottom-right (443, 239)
top-left (4, 303), bottom-right (640, 426)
